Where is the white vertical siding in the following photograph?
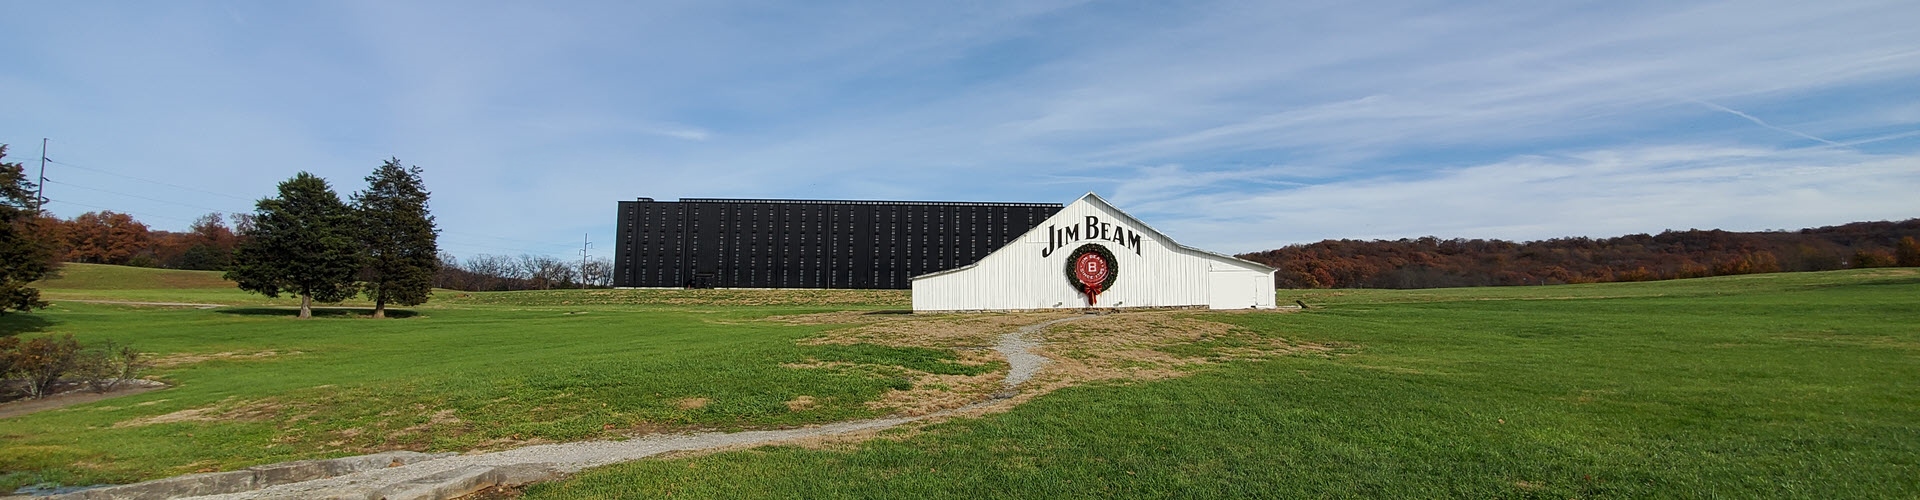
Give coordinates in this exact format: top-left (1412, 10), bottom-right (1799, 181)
top-left (912, 193), bottom-right (1277, 312)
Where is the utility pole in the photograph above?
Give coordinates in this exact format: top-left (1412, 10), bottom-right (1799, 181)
top-left (580, 233), bottom-right (592, 289)
top-left (35, 138), bottom-right (47, 213)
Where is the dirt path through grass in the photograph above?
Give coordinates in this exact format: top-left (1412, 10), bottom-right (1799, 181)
top-left (174, 315), bottom-right (1094, 500)
top-left (0, 382), bottom-right (168, 419)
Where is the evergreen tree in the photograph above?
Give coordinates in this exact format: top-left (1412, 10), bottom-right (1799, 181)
top-left (225, 172), bottom-right (360, 319)
top-left (0, 145), bottom-right (53, 314)
top-left (352, 158), bottom-right (439, 318)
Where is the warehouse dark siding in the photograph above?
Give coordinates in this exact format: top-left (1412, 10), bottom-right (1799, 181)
top-left (614, 198), bottom-right (1063, 289)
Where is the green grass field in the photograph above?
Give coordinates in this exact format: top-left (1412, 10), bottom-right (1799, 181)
top-left (526, 269), bottom-right (1920, 499)
top-left (3, 264), bottom-right (1917, 498)
top-left (25, 264), bottom-right (301, 306)
top-left (1, 264), bottom-right (945, 490)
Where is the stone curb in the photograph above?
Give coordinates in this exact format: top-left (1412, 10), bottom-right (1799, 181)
top-left (218, 463), bottom-right (564, 500)
top-left (368, 463), bottom-right (564, 500)
top-left (34, 451), bottom-right (457, 500)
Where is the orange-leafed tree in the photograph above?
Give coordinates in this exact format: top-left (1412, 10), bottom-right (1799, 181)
top-left (179, 212), bottom-right (238, 270)
top-left (1852, 249), bottom-right (1895, 268)
top-left (147, 231), bottom-right (192, 268)
top-left (61, 211), bottom-right (151, 265)
top-left (1897, 237), bottom-right (1920, 267)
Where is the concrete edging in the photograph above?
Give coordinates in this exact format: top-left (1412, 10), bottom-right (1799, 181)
top-left (39, 451), bottom-right (457, 500)
top-left (368, 463), bottom-right (564, 500)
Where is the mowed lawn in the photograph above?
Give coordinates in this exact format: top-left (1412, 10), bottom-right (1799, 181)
top-left (3, 265), bottom-right (1917, 497)
top-left (0, 265), bottom-right (946, 490)
top-left (526, 269), bottom-right (1920, 499)
top-left (25, 263), bottom-right (306, 306)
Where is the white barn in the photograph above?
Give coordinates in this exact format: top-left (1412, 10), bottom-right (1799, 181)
top-left (912, 193), bottom-right (1277, 312)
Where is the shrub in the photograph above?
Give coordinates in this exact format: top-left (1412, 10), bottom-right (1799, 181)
top-left (1898, 237), bottom-right (1920, 267)
top-left (14, 334), bottom-right (81, 398)
top-left (1852, 249), bottom-right (1895, 268)
top-left (74, 339), bottom-right (147, 393)
top-left (0, 336), bottom-right (18, 398)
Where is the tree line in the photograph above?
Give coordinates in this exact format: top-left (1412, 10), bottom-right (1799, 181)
top-left (0, 147), bottom-right (601, 399)
top-left (26, 211), bottom-right (243, 270)
top-left (1239, 220), bottom-right (1920, 289)
top-left (24, 207), bottom-right (613, 294)
top-left (0, 146), bottom-right (446, 319)
top-left (434, 252), bottom-right (612, 292)
top-left (1, 144), bottom-right (610, 307)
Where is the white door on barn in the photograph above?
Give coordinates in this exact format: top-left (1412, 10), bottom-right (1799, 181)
top-left (1207, 270), bottom-right (1257, 309)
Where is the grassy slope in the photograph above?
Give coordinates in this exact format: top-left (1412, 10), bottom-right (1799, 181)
top-left (30, 263), bottom-right (913, 309)
top-left (0, 265), bottom-right (937, 489)
top-left (526, 269), bottom-right (1920, 499)
top-left (30, 263), bottom-right (340, 306)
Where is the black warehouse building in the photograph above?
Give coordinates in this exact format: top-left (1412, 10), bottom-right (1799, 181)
top-left (614, 198), bottom-right (1063, 289)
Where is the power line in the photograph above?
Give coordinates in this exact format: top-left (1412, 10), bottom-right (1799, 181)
top-left (437, 237), bottom-right (563, 255)
top-left (48, 157), bottom-right (558, 248)
top-left (36, 156), bottom-right (594, 258)
top-left (43, 198), bottom-right (196, 223)
top-left (42, 182), bottom-right (572, 255)
top-left (43, 179), bottom-right (247, 214)
top-left (438, 229), bottom-right (565, 246)
top-left (38, 198), bottom-right (569, 255)
top-left (46, 159), bottom-right (257, 202)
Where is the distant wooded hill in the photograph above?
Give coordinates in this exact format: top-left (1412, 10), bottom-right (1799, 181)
top-left (1237, 219), bottom-right (1920, 289)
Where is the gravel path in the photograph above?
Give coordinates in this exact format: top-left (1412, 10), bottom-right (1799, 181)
top-left (180, 314), bottom-right (1093, 500)
top-left (998, 316), bottom-right (1087, 388)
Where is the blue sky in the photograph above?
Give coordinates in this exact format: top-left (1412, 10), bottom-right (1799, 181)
top-left (3, 0), bottom-right (1916, 260)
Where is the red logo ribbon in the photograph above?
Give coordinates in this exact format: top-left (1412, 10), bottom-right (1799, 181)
top-left (1074, 252), bottom-right (1110, 305)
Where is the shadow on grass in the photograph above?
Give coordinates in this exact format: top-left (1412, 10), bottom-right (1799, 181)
top-left (0, 313), bottom-right (55, 336)
top-left (863, 309), bottom-right (914, 315)
top-left (1850, 274), bottom-right (1920, 286)
top-left (1793, 274), bottom-right (1920, 291)
top-left (216, 307), bottom-right (420, 319)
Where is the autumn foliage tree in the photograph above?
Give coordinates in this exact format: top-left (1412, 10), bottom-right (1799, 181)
top-left (59, 211), bottom-right (151, 265)
top-left (1897, 237), bottom-right (1920, 267)
top-left (352, 158), bottom-right (439, 318)
top-left (13, 334), bottom-right (80, 399)
top-left (226, 172), bottom-right (361, 319)
top-left (179, 213), bottom-right (239, 270)
top-left (1242, 220), bottom-right (1920, 289)
top-left (136, 212), bottom-right (243, 270)
top-left (1852, 249), bottom-right (1895, 268)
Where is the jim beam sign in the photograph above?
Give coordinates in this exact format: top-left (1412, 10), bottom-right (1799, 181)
top-left (1042, 215), bottom-right (1142, 305)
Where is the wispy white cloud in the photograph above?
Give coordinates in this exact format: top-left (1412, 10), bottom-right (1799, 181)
top-left (644, 125), bottom-right (712, 142)
top-left (1, 0), bottom-right (1916, 260)
top-left (1691, 100), bottom-right (1840, 146)
top-left (1138, 144), bottom-right (1920, 253)
top-left (977, 0), bottom-right (1920, 164)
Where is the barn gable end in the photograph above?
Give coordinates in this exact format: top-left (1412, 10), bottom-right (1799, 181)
top-left (911, 193), bottom-right (1276, 311)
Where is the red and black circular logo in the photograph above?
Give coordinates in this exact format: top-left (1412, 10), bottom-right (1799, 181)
top-left (1064, 244), bottom-right (1118, 305)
